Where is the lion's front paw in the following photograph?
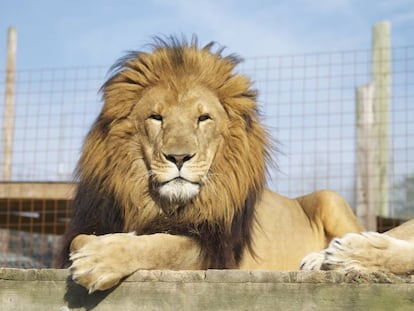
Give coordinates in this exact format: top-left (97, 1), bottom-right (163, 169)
top-left (322, 232), bottom-right (394, 272)
top-left (300, 251), bottom-right (325, 270)
top-left (69, 233), bottom-right (138, 293)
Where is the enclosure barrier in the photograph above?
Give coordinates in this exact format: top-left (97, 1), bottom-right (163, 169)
top-left (1, 269), bottom-right (414, 310)
top-left (1, 24), bottom-right (413, 267)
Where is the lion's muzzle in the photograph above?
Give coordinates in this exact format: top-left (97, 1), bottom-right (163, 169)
top-left (158, 177), bottom-right (200, 202)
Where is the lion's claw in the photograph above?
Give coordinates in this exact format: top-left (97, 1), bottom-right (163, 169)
top-left (300, 251), bottom-right (325, 270)
top-left (70, 260), bottom-right (125, 293)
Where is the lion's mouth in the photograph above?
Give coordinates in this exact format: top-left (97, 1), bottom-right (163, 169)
top-left (161, 177), bottom-right (197, 186)
top-left (158, 177), bottom-right (200, 202)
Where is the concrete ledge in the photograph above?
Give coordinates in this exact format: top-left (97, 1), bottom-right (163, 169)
top-left (1, 268), bottom-right (414, 310)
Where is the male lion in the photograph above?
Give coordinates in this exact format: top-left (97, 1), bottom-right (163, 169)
top-left (59, 36), bottom-right (363, 293)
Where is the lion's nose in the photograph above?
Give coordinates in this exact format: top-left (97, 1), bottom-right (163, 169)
top-left (164, 153), bottom-right (195, 170)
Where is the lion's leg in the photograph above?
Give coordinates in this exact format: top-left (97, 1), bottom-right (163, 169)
top-left (69, 233), bottom-right (203, 293)
top-left (318, 232), bottom-right (414, 274)
top-left (299, 190), bottom-right (364, 241)
top-left (325, 220), bottom-right (414, 274)
top-left (384, 219), bottom-right (414, 241)
top-left (302, 220), bottom-right (414, 274)
top-left (299, 190), bottom-right (364, 271)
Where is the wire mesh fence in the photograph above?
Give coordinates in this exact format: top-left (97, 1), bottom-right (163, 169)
top-left (0, 46), bottom-right (413, 267)
top-left (1, 65), bottom-right (107, 181)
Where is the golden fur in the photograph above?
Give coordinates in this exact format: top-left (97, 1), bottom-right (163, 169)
top-left (60, 37), bottom-right (364, 293)
top-left (301, 219), bottom-right (414, 274)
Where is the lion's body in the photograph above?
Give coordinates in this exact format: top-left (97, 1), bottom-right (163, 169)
top-left (61, 37), bottom-right (364, 293)
top-left (240, 189), bottom-right (363, 270)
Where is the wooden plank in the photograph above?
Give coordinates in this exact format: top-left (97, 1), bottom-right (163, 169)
top-left (0, 182), bottom-right (76, 199)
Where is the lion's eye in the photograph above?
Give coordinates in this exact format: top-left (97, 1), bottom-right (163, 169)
top-left (149, 114), bottom-right (163, 121)
top-left (198, 114), bottom-right (211, 123)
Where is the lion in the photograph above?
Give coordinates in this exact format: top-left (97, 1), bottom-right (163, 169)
top-left (59, 36), bottom-right (364, 294)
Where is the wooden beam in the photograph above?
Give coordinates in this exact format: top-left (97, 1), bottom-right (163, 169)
top-left (0, 182), bottom-right (76, 199)
top-left (372, 21), bottom-right (391, 217)
top-left (355, 83), bottom-right (377, 231)
top-left (2, 27), bottom-right (17, 181)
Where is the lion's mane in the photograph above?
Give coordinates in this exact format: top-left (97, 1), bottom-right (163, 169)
top-left (59, 36), bottom-right (269, 269)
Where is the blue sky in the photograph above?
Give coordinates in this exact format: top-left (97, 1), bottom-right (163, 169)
top-left (0, 0), bottom-right (413, 69)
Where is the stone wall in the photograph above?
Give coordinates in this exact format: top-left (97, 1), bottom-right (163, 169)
top-left (1, 268), bottom-right (414, 310)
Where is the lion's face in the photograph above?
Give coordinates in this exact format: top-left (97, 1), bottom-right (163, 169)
top-left (132, 84), bottom-right (227, 203)
top-left (78, 38), bottom-right (268, 232)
